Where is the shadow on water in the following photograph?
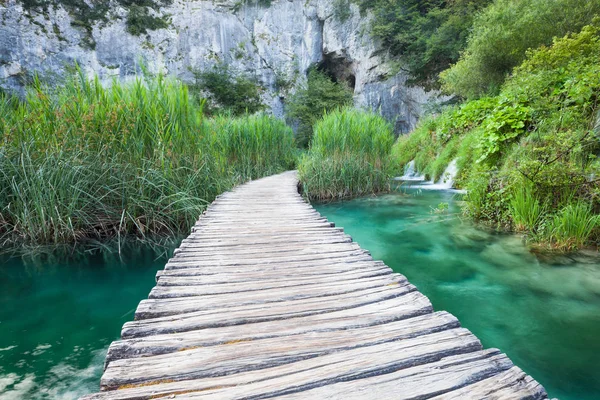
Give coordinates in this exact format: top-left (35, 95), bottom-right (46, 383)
top-left (0, 240), bottom-right (180, 399)
top-left (316, 188), bottom-right (600, 400)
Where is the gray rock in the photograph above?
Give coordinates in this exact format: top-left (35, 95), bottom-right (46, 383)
top-left (0, 0), bottom-right (441, 129)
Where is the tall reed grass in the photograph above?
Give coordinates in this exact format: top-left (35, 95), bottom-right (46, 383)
top-left (298, 108), bottom-right (394, 201)
top-left (544, 203), bottom-right (600, 251)
top-left (0, 71), bottom-right (296, 250)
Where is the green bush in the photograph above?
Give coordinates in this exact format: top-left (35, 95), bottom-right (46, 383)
top-left (19, 0), bottom-right (173, 47)
top-left (392, 25), bottom-right (600, 249)
top-left (191, 64), bottom-right (265, 116)
top-left (298, 108), bottom-right (394, 201)
top-left (286, 68), bottom-right (353, 148)
top-left (510, 183), bottom-right (547, 232)
top-left (544, 203), bottom-right (600, 251)
top-left (440, 0), bottom-right (600, 98)
top-left (354, 0), bottom-right (492, 90)
top-left (0, 70), bottom-right (295, 250)
top-left (126, 5), bottom-right (170, 36)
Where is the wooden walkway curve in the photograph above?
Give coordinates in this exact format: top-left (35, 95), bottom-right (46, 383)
top-left (83, 171), bottom-right (549, 400)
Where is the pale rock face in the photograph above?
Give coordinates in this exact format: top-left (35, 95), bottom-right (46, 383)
top-left (0, 0), bottom-right (437, 132)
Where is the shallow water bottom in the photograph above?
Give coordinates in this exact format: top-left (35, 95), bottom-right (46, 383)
top-left (316, 189), bottom-right (600, 400)
top-left (0, 247), bottom-right (173, 399)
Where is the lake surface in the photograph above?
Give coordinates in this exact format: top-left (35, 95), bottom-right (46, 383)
top-left (0, 246), bottom-right (173, 399)
top-left (315, 188), bottom-right (600, 400)
top-left (1, 190), bottom-right (598, 399)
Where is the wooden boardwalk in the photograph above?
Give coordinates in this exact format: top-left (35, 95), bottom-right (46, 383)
top-left (83, 171), bottom-right (549, 400)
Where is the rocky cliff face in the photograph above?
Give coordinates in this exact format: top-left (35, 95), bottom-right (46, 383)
top-left (0, 0), bottom-right (434, 132)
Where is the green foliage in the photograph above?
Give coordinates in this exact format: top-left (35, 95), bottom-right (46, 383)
top-left (298, 108), bottom-right (394, 201)
top-left (440, 0), bottom-right (600, 98)
top-left (0, 70), bottom-right (296, 249)
top-left (286, 68), bottom-right (353, 148)
top-left (206, 114), bottom-right (297, 181)
top-left (393, 25), bottom-right (600, 249)
top-left (191, 64), bottom-right (265, 116)
top-left (510, 183), bottom-right (547, 232)
top-left (19, 0), bottom-right (172, 47)
top-left (544, 203), bottom-right (600, 251)
top-left (126, 5), bottom-right (170, 36)
top-left (333, 0), bottom-right (352, 23)
top-left (354, 0), bottom-right (492, 90)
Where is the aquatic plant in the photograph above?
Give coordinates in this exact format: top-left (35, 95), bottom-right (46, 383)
top-left (510, 184), bottom-right (547, 232)
top-left (298, 108), bottom-right (394, 201)
top-left (544, 203), bottom-right (600, 251)
top-left (0, 70), bottom-right (295, 250)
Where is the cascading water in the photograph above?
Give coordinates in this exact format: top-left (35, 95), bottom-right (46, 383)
top-left (396, 160), bottom-right (426, 182)
top-left (396, 159), bottom-right (464, 192)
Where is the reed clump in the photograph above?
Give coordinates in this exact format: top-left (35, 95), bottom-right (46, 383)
top-left (0, 71), bottom-right (296, 249)
top-left (298, 108), bottom-right (394, 201)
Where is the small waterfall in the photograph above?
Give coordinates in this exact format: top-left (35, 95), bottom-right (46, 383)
top-left (435, 159), bottom-right (459, 189)
top-left (396, 160), bottom-right (426, 182)
top-left (396, 158), bottom-right (464, 193)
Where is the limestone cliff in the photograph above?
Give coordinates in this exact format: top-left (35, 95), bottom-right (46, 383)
top-left (0, 0), bottom-right (436, 131)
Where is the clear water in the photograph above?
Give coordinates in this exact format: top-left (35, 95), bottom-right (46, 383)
top-left (0, 247), bottom-right (173, 399)
top-left (1, 191), bottom-right (598, 400)
top-left (315, 189), bottom-right (600, 400)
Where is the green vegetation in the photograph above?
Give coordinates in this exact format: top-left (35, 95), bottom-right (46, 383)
top-left (354, 0), bottom-right (492, 90)
top-left (393, 25), bottom-right (600, 250)
top-left (19, 0), bottom-right (172, 48)
top-left (286, 68), bottom-right (354, 148)
top-left (440, 0), bottom-right (600, 98)
top-left (298, 109), bottom-right (394, 201)
top-left (0, 71), bottom-right (295, 249)
top-left (191, 64), bottom-right (265, 116)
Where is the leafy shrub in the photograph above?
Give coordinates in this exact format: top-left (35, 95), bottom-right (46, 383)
top-left (191, 64), bottom-right (265, 116)
top-left (354, 0), bottom-right (493, 90)
top-left (544, 203), bottom-right (600, 251)
top-left (510, 183), bottom-right (547, 232)
top-left (286, 68), bottom-right (353, 148)
top-left (126, 5), bottom-right (170, 36)
top-left (298, 108), bottom-right (394, 200)
top-left (19, 0), bottom-right (173, 47)
top-left (392, 25), bottom-right (600, 249)
top-left (440, 0), bottom-right (600, 98)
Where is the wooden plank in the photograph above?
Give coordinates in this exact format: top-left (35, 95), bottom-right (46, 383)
top-left (123, 284), bottom-right (420, 338)
top-left (82, 350), bottom-right (503, 400)
top-left (101, 328), bottom-right (481, 390)
top-left (431, 366), bottom-right (548, 399)
top-left (108, 311), bottom-right (457, 365)
top-left (83, 171), bottom-right (548, 400)
top-left (148, 273), bottom-right (402, 299)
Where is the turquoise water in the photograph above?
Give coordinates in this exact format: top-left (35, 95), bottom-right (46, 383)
top-left (1, 191), bottom-right (598, 400)
top-left (0, 247), bottom-right (173, 399)
top-left (315, 189), bottom-right (600, 400)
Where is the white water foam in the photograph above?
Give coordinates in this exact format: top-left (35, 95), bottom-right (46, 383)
top-left (395, 159), bottom-right (466, 193)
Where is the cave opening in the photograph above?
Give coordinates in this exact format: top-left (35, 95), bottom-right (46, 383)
top-left (317, 53), bottom-right (356, 91)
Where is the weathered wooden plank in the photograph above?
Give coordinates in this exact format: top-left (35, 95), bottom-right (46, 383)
top-left (82, 350), bottom-right (503, 400)
top-left (83, 171), bottom-right (547, 400)
top-left (175, 241), bottom-right (360, 255)
top-left (107, 311), bottom-right (457, 365)
top-left (155, 260), bottom-right (385, 281)
top-left (135, 276), bottom-right (410, 319)
top-left (124, 284), bottom-right (419, 338)
top-left (163, 250), bottom-right (372, 269)
top-left (101, 328), bottom-right (481, 390)
top-left (156, 264), bottom-right (391, 286)
top-left (148, 272), bottom-right (402, 299)
top-left (430, 367), bottom-right (548, 399)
